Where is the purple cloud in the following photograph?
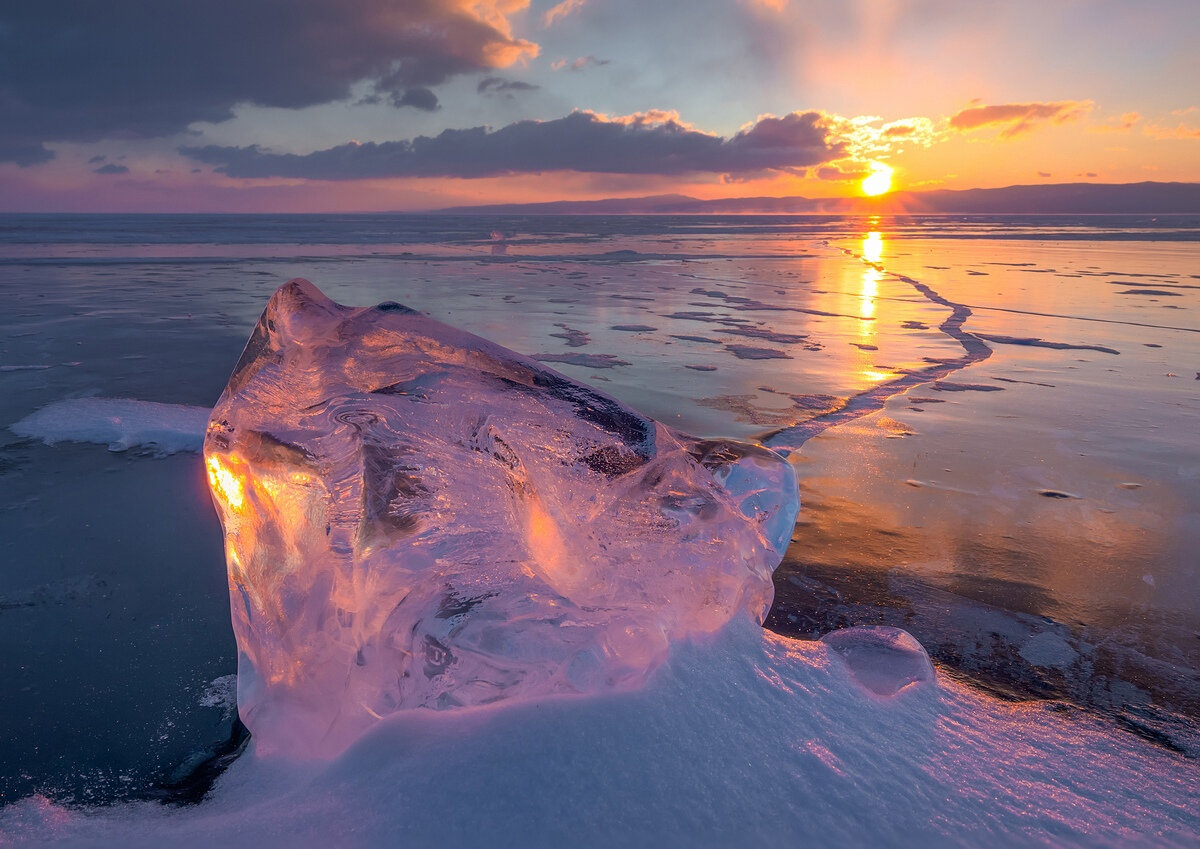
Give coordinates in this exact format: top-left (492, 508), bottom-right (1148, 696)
top-left (180, 110), bottom-right (843, 180)
top-left (392, 87), bottom-right (440, 112)
top-left (0, 1), bottom-right (536, 164)
top-left (477, 77), bottom-right (540, 95)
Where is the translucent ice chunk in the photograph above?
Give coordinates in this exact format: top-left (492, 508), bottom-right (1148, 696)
top-left (204, 280), bottom-right (799, 758)
top-left (820, 626), bottom-right (935, 697)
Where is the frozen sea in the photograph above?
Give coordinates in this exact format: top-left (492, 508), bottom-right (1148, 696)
top-left (0, 213), bottom-right (1198, 846)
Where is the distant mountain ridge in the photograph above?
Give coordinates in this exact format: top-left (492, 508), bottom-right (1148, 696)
top-left (436, 182), bottom-right (1200, 215)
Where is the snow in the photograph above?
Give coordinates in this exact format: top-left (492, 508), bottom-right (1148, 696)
top-left (2, 620), bottom-right (1196, 848)
top-left (10, 398), bottom-right (209, 455)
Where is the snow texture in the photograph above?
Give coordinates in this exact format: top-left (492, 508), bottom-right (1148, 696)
top-left (10, 398), bottom-right (209, 454)
top-left (204, 279), bottom-right (799, 758)
top-left (3, 620), bottom-right (1197, 848)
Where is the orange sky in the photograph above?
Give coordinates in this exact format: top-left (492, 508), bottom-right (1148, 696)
top-left (1, 1), bottom-right (1197, 211)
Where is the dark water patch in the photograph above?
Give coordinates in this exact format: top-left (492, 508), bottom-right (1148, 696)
top-left (930, 381), bottom-right (1005, 392)
top-left (973, 332), bottom-right (1120, 355)
top-left (550, 323), bottom-right (590, 347)
top-left (992, 376), bottom-right (1057, 388)
top-left (532, 353), bottom-right (629, 368)
top-left (1038, 489), bottom-right (1081, 499)
top-left (724, 344), bottom-right (792, 360)
top-left (1108, 280), bottom-right (1200, 290)
top-left (610, 324), bottom-right (657, 332)
top-left (724, 327), bottom-right (809, 344)
top-left (1117, 289), bottom-right (1183, 297)
top-left (669, 334), bottom-right (722, 344)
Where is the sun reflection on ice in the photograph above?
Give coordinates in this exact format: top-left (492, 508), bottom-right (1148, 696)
top-left (857, 230), bottom-right (889, 382)
top-left (862, 230), bottom-right (883, 264)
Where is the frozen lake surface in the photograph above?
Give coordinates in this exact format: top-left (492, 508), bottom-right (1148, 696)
top-left (0, 213), bottom-right (1197, 844)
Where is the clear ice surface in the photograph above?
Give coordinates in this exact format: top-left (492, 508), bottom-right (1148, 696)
top-left (204, 279), bottom-right (799, 757)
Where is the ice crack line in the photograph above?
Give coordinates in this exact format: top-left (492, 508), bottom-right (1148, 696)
top-left (763, 246), bottom-right (992, 455)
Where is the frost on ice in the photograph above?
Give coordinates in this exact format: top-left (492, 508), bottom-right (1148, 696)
top-left (204, 279), bottom-right (799, 758)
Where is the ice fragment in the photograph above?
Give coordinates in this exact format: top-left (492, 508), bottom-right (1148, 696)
top-left (205, 280), bottom-right (799, 757)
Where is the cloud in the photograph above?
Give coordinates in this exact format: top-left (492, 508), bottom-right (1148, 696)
top-left (1090, 111), bottom-right (1141, 133)
top-left (816, 162), bottom-right (870, 181)
top-left (1143, 122), bottom-right (1200, 140)
top-left (1037, 171), bottom-right (1052, 178)
top-left (543, 0), bottom-right (587, 27)
top-left (93, 163), bottom-right (129, 175)
top-left (477, 77), bottom-right (540, 94)
top-left (180, 109), bottom-right (843, 179)
top-left (949, 100), bottom-right (1094, 138)
top-left (818, 114), bottom-right (940, 160)
top-left (392, 87), bottom-right (440, 111)
top-left (0, 1), bottom-right (538, 164)
top-left (550, 55), bottom-right (611, 72)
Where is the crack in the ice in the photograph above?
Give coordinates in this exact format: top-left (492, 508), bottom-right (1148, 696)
top-left (763, 247), bottom-right (993, 454)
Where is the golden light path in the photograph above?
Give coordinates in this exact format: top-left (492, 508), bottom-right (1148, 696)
top-left (859, 229), bottom-right (888, 382)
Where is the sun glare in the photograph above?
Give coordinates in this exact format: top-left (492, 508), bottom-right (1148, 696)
top-left (861, 162), bottom-right (893, 197)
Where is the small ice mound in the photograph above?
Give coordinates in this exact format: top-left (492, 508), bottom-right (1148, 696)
top-left (10, 398), bottom-right (210, 454)
top-left (820, 626), bottom-right (934, 697)
top-left (206, 279), bottom-right (800, 759)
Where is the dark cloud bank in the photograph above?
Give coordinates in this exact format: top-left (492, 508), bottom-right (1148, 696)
top-left (182, 111), bottom-right (843, 179)
top-left (0, 0), bottom-right (535, 164)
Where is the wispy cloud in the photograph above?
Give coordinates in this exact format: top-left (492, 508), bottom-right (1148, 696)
top-left (1143, 122), bottom-right (1200, 140)
top-left (543, 0), bottom-right (588, 27)
top-left (1090, 111), bottom-right (1141, 133)
top-left (477, 77), bottom-right (540, 95)
top-left (551, 56), bottom-right (611, 72)
top-left (815, 162), bottom-right (870, 181)
top-left (949, 100), bottom-right (1094, 138)
top-left (180, 109), bottom-right (843, 180)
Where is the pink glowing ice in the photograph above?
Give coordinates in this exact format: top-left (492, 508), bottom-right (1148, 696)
top-left (204, 280), bottom-right (798, 758)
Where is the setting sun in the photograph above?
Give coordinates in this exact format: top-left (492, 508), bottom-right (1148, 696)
top-left (861, 162), bottom-right (894, 196)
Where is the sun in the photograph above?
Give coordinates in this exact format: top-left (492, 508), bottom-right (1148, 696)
top-left (861, 162), bottom-right (894, 197)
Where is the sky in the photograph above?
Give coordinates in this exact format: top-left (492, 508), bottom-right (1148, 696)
top-left (0, 0), bottom-right (1197, 212)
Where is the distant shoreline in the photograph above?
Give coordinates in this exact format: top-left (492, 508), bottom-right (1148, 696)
top-left (435, 181), bottom-right (1200, 216)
